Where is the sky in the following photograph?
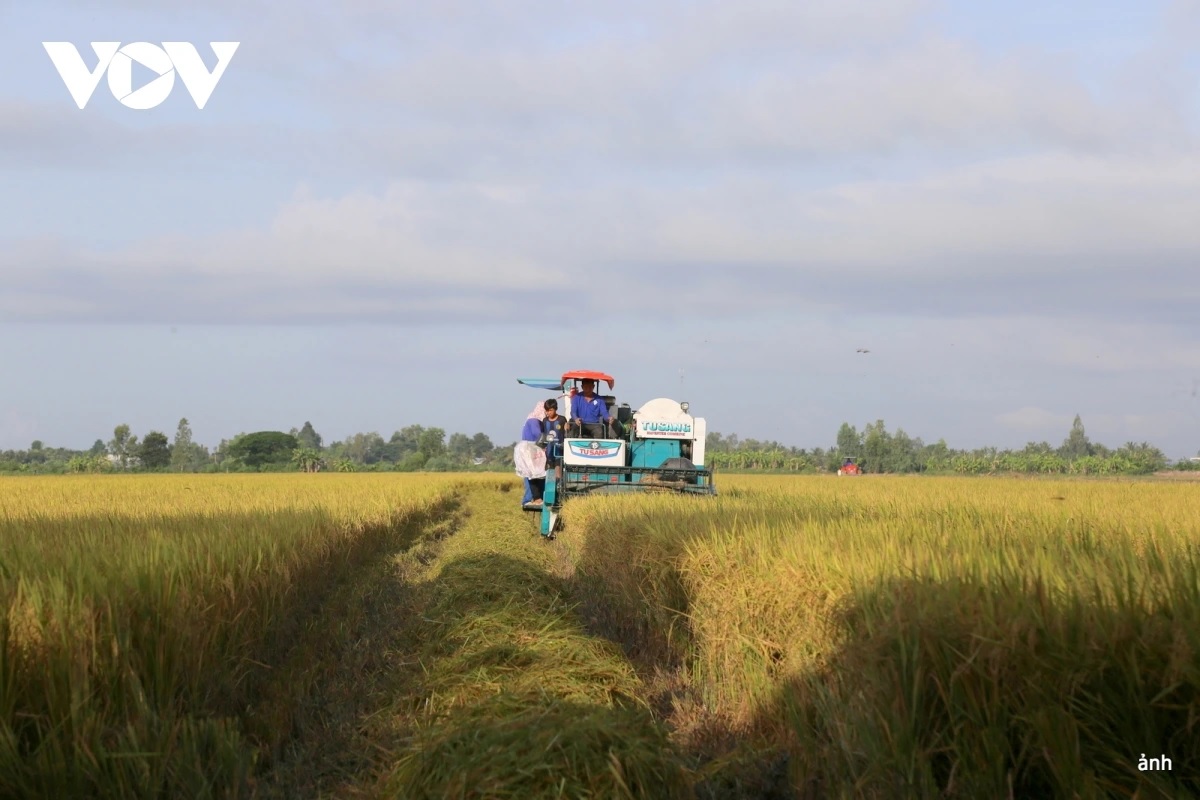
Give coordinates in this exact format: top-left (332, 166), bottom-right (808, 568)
top-left (2, 0), bottom-right (1199, 458)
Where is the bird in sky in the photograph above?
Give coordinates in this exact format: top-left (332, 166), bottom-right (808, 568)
top-left (856, 348), bottom-right (870, 354)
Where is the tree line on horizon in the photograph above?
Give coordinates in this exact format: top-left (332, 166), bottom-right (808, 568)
top-left (705, 415), bottom-right (1196, 475)
top-left (0, 415), bottom-right (1197, 476)
top-left (0, 420), bottom-right (503, 475)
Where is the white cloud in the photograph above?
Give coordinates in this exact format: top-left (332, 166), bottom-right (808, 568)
top-left (317, 27), bottom-right (1181, 164)
top-left (3, 0), bottom-right (1198, 331)
top-left (678, 153), bottom-right (1200, 271)
top-left (17, 0), bottom-right (1174, 171)
top-left (4, 181), bottom-right (553, 291)
top-left (5, 149), bottom-right (1200, 324)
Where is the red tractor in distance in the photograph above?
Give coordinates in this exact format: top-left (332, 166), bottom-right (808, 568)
top-left (837, 457), bottom-right (861, 476)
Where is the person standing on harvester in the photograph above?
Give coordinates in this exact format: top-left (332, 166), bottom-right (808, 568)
top-left (515, 401), bottom-right (547, 506)
top-left (570, 378), bottom-right (612, 438)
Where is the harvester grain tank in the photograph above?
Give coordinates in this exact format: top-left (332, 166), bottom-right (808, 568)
top-left (517, 370), bottom-right (716, 537)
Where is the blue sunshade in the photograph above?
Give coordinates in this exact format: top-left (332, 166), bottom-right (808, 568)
top-left (517, 377), bottom-right (564, 390)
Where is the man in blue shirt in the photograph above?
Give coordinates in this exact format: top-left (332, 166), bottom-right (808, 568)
top-left (570, 379), bottom-right (613, 438)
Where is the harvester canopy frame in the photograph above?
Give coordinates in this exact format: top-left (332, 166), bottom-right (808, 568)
top-left (517, 371), bottom-right (615, 392)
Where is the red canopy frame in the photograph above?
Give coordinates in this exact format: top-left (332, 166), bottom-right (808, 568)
top-left (561, 370), bottom-right (615, 390)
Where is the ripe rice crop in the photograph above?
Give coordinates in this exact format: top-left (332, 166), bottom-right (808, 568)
top-left (0, 473), bottom-right (481, 799)
top-left (5, 471), bottom-right (1198, 798)
top-left (564, 474), bottom-right (1200, 797)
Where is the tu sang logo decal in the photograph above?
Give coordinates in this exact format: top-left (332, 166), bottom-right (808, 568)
top-left (568, 441), bottom-right (621, 459)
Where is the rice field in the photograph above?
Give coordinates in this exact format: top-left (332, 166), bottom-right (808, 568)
top-left (3, 472), bottom-right (1198, 798)
top-left (0, 474), bottom-right (475, 798)
top-left (564, 475), bottom-right (1200, 797)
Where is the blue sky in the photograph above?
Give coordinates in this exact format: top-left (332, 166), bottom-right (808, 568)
top-left (2, 0), bottom-right (1199, 458)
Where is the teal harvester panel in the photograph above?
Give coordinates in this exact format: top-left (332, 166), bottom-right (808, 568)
top-left (630, 439), bottom-right (680, 471)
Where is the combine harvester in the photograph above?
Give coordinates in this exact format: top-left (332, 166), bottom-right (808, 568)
top-left (517, 370), bottom-right (716, 538)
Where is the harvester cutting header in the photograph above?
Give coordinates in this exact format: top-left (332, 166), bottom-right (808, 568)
top-left (517, 370), bottom-right (716, 537)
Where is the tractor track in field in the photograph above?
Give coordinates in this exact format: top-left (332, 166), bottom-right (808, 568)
top-left (252, 496), bottom-right (469, 799)
top-left (350, 483), bottom-right (684, 797)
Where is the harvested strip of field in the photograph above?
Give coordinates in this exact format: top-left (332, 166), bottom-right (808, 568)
top-left (564, 475), bottom-right (1200, 798)
top-left (355, 483), bottom-right (690, 799)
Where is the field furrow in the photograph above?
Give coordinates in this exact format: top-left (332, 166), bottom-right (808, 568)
top-left (352, 482), bottom-right (689, 799)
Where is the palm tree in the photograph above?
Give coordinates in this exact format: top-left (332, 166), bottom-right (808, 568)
top-left (291, 447), bottom-right (322, 473)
